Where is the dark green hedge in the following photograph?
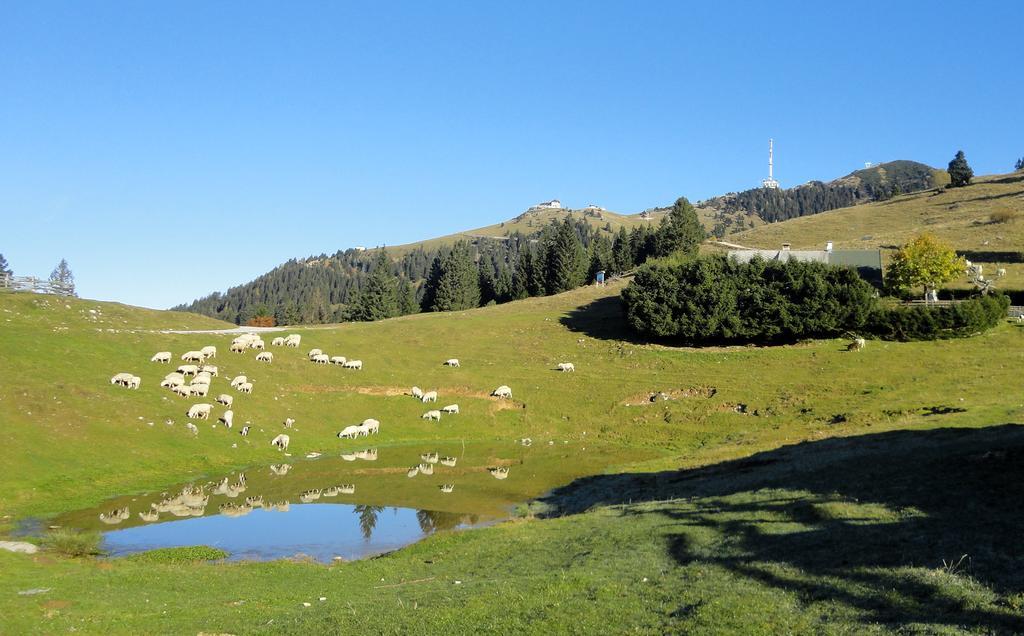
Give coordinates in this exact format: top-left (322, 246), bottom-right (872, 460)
top-left (622, 255), bottom-right (877, 344)
top-left (866, 294), bottom-right (1010, 341)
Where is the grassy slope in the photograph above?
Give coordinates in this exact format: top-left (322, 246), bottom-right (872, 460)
top-left (3, 198), bottom-right (1024, 631)
top-left (730, 171), bottom-right (1024, 288)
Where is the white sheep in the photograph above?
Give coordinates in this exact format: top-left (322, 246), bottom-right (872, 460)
top-left (444, 358), bottom-right (460, 368)
top-left (256, 351), bottom-right (273, 363)
top-left (190, 384), bottom-right (210, 397)
top-left (271, 434), bottom-right (290, 451)
top-left (250, 339), bottom-right (265, 351)
top-left (187, 403), bottom-right (213, 420)
top-left (127, 376), bottom-right (141, 389)
top-left (311, 353), bottom-right (330, 365)
top-left (177, 364), bottom-right (199, 376)
top-left (172, 384), bottom-right (193, 397)
top-left (200, 345), bottom-right (217, 359)
top-left (411, 386), bottom-right (423, 399)
top-left (308, 348), bottom-right (323, 360)
top-left (283, 417), bottom-right (295, 428)
top-left (337, 425), bottom-right (362, 439)
top-left (161, 376), bottom-right (184, 389)
top-left (229, 342), bottom-right (248, 354)
top-left (847, 337), bottom-right (866, 352)
top-left (240, 425), bottom-right (250, 436)
top-left (271, 337), bottom-right (285, 346)
top-left (441, 404), bottom-right (459, 414)
top-left (230, 375), bottom-right (247, 388)
top-left (110, 372), bottom-right (132, 386)
top-left (420, 452), bottom-right (439, 464)
top-left (216, 394), bottom-right (233, 407)
top-left (489, 466), bottom-right (510, 480)
top-left (418, 463), bottom-right (434, 475)
top-left (181, 351), bottom-right (206, 363)
top-left (284, 334), bottom-right (301, 347)
top-left (997, 268), bottom-right (1007, 277)
top-left (440, 456), bottom-right (457, 467)
top-left (421, 390), bottom-right (438, 403)
top-left (557, 362), bottom-right (575, 372)
top-left (439, 484), bottom-right (455, 493)
top-left (422, 410), bottom-right (441, 421)
top-left (190, 373), bottom-right (212, 386)
top-left (407, 466), bottom-right (419, 478)
top-left (218, 410), bottom-right (234, 428)
top-left (343, 360), bottom-right (362, 370)
top-left (238, 382), bottom-right (253, 394)
top-left (151, 351), bottom-right (172, 364)
top-left (330, 356), bottom-right (347, 365)
top-left (186, 422), bottom-right (199, 435)
top-left (360, 418), bottom-right (380, 435)
top-left (200, 364), bottom-right (218, 377)
top-left (492, 385), bottom-right (512, 399)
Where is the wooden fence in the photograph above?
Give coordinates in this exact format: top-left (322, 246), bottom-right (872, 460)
top-left (0, 274), bottom-right (75, 296)
top-left (902, 298), bottom-right (1023, 317)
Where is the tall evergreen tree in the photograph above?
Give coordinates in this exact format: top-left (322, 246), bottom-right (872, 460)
top-left (654, 197), bottom-right (705, 258)
top-left (0, 253), bottom-right (11, 278)
top-left (612, 227), bottom-right (632, 273)
top-left (348, 250), bottom-right (398, 321)
top-left (306, 287), bottom-right (328, 323)
top-left (947, 150), bottom-right (974, 188)
top-left (423, 241), bottom-right (480, 311)
top-left (543, 218), bottom-right (587, 294)
top-left (397, 281), bottom-right (419, 316)
top-left (49, 258), bottom-right (76, 296)
top-left (587, 234), bottom-right (614, 281)
top-left (510, 250), bottom-right (532, 300)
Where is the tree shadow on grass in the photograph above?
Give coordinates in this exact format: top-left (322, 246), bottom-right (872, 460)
top-left (559, 294), bottom-right (643, 343)
top-left (537, 424), bottom-right (1024, 632)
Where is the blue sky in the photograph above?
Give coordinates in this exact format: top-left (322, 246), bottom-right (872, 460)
top-left (2, 1), bottom-right (1022, 308)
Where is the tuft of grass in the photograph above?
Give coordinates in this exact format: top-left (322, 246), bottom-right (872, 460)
top-left (43, 528), bottom-right (103, 558)
top-left (990, 210), bottom-right (1016, 224)
top-left (124, 546), bottom-right (228, 564)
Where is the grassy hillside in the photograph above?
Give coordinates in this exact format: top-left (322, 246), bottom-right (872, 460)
top-left (730, 172), bottom-right (1024, 289)
top-left (2, 274), bottom-right (1023, 632)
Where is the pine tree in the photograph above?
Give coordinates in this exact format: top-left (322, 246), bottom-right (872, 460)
top-left (587, 234), bottom-right (614, 281)
top-left (654, 197), bottom-right (705, 258)
top-left (612, 227), bottom-right (632, 273)
top-left (947, 150), bottom-right (974, 188)
top-left (348, 250), bottom-right (398, 321)
top-left (0, 253), bottom-right (11, 278)
top-left (1015, 157), bottom-right (1024, 171)
top-left (49, 258), bottom-right (76, 296)
top-left (543, 219), bottom-right (587, 294)
top-left (423, 241), bottom-right (480, 311)
top-left (510, 250), bottom-right (532, 300)
top-left (397, 281), bottom-right (419, 316)
top-left (307, 287), bottom-right (328, 323)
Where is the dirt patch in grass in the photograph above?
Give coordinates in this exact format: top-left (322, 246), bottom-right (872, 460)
top-left (622, 386), bottom-right (718, 406)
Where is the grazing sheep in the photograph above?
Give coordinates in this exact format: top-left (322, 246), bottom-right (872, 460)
top-left (440, 456), bottom-right (457, 467)
top-left (421, 391), bottom-right (438, 403)
top-left (418, 463), bottom-right (434, 475)
top-left (256, 351), bottom-right (273, 363)
top-left (181, 351), bottom-right (206, 363)
top-left (444, 358), bottom-right (460, 368)
top-left (270, 463), bottom-right (291, 476)
top-left (847, 337), bottom-right (866, 352)
top-left (177, 364), bottom-right (199, 376)
top-left (283, 417), bottom-right (295, 428)
top-left (284, 334), bottom-right (301, 347)
top-left (172, 384), bottom-right (194, 398)
top-left (491, 385), bottom-right (512, 399)
top-left (251, 339), bottom-right (265, 351)
top-left (190, 384), bottom-right (210, 397)
top-left (238, 382), bottom-right (254, 394)
top-left (190, 373), bottom-right (212, 386)
top-left (997, 268), bottom-right (1007, 277)
top-left (200, 345), bottom-right (217, 359)
top-left (441, 404), bottom-right (459, 414)
top-left (187, 404), bottom-right (213, 420)
top-left (488, 466), bottom-right (510, 479)
top-left (271, 434), bottom-right (290, 450)
top-left (216, 394), bottom-right (234, 407)
top-left (240, 425), bottom-right (250, 436)
top-left (186, 422), bottom-right (199, 435)
top-left (330, 356), bottom-right (347, 365)
top-left (271, 337), bottom-right (285, 346)
top-left (229, 342), bottom-right (247, 354)
top-left (407, 466), bottom-right (420, 478)
top-left (127, 376), bottom-right (142, 389)
top-left (360, 419), bottom-right (380, 435)
top-left (337, 425), bottom-right (362, 439)
top-left (557, 362), bottom-right (575, 372)
top-left (308, 348), bottom-right (323, 360)
top-left (311, 353), bottom-right (330, 365)
top-left (110, 372), bottom-right (133, 386)
top-left (230, 375), bottom-right (247, 388)
top-left (342, 359), bottom-right (362, 370)
top-left (151, 351), bottom-right (172, 363)
top-left (422, 410), bottom-right (441, 421)
top-left (411, 386), bottom-right (423, 399)
top-left (420, 452), bottom-right (439, 464)
top-left (200, 364), bottom-right (218, 377)
top-left (439, 484), bottom-right (455, 493)
top-left (218, 410), bottom-right (234, 428)
top-left (161, 376), bottom-right (185, 389)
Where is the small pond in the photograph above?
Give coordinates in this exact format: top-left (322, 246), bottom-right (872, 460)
top-left (53, 440), bottom-right (648, 562)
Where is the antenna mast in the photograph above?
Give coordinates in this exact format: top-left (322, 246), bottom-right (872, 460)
top-left (762, 138), bottom-right (780, 189)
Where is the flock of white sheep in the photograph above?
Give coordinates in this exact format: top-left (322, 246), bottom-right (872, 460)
top-left (105, 328), bottom-right (579, 525)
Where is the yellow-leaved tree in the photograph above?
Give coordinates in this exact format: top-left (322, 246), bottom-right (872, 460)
top-left (885, 233), bottom-right (965, 301)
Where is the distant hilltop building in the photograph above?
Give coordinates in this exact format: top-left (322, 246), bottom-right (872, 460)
top-left (534, 199), bottom-right (562, 210)
top-left (761, 138), bottom-right (780, 190)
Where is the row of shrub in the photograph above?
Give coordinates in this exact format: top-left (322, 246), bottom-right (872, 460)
top-left (622, 255), bottom-right (1010, 344)
top-left (621, 256), bottom-right (877, 344)
top-left (866, 294), bottom-right (1010, 341)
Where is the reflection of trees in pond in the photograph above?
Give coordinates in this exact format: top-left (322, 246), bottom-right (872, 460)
top-left (415, 510), bottom-right (479, 534)
top-left (354, 505), bottom-right (385, 540)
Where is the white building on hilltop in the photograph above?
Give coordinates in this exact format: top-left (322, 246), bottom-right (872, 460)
top-left (534, 199), bottom-right (562, 209)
